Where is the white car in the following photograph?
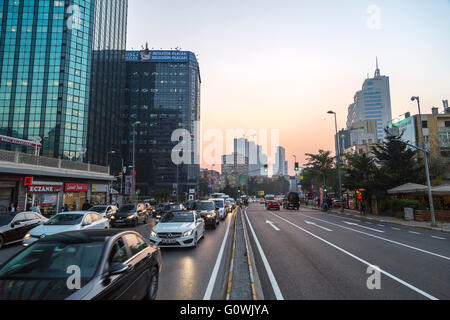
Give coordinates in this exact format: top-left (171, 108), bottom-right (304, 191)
top-left (150, 211), bottom-right (205, 248)
top-left (23, 212), bottom-right (109, 247)
top-left (210, 198), bottom-right (226, 220)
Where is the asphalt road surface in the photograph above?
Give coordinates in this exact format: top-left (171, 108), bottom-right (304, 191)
top-left (0, 214), bottom-right (235, 300)
top-left (244, 203), bottom-right (450, 300)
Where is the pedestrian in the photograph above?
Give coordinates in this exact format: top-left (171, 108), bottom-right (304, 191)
top-left (82, 200), bottom-right (91, 211)
top-left (360, 201), bottom-right (366, 216)
top-left (32, 203), bottom-right (41, 215)
top-left (8, 203), bottom-right (16, 213)
top-left (62, 204), bottom-right (69, 212)
top-left (327, 197), bottom-right (332, 211)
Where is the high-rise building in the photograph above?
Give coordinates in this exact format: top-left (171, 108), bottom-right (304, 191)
top-left (346, 59), bottom-right (392, 140)
top-left (122, 49), bottom-right (201, 197)
top-left (0, 0), bottom-right (128, 163)
top-left (273, 146), bottom-right (286, 177)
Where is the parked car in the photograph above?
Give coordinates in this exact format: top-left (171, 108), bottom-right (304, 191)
top-left (267, 200), bottom-right (281, 211)
top-left (110, 204), bottom-right (148, 228)
top-left (23, 212), bottom-right (109, 247)
top-left (89, 205), bottom-right (118, 219)
top-left (210, 198), bottom-right (226, 220)
top-left (0, 212), bottom-right (48, 249)
top-left (150, 211), bottom-right (205, 248)
top-left (0, 230), bottom-right (162, 300)
top-left (192, 201), bottom-right (219, 229)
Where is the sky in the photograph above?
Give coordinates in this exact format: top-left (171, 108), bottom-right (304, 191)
top-left (127, 0), bottom-right (450, 175)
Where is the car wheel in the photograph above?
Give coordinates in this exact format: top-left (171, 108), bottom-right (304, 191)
top-left (0, 235), bottom-right (4, 250)
top-left (144, 267), bottom-right (159, 300)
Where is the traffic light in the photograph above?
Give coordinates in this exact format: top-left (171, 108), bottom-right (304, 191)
top-left (323, 186), bottom-right (328, 193)
top-left (264, 164), bottom-right (268, 173)
top-left (237, 186), bottom-right (242, 194)
top-left (294, 162), bottom-right (299, 172)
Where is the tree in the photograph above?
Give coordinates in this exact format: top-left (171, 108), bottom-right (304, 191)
top-left (152, 189), bottom-right (171, 203)
top-left (304, 150), bottom-right (335, 186)
top-left (428, 156), bottom-right (450, 186)
top-left (199, 177), bottom-right (210, 197)
top-left (372, 129), bottom-right (423, 190)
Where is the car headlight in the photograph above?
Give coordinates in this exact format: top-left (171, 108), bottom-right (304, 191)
top-left (110, 216), bottom-right (115, 220)
top-left (24, 234), bottom-right (31, 239)
top-left (207, 214), bottom-right (213, 218)
top-left (183, 230), bottom-right (194, 237)
top-left (127, 215), bottom-right (135, 219)
top-left (150, 231), bottom-right (157, 238)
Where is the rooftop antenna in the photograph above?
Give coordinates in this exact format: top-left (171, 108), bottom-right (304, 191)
top-left (145, 42), bottom-right (149, 50)
top-left (374, 57), bottom-right (381, 77)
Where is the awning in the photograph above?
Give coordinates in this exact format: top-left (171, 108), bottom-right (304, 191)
top-left (431, 185), bottom-right (450, 196)
top-left (387, 183), bottom-right (428, 195)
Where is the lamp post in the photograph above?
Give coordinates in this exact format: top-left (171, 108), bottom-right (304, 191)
top-left (132, 121), bottom-right (142, 202)
top-left (34, 137), bottom-right (42, 156)
top-left (411, 96), bottom-right (437, 227)
top-left (79, 148), bottom-right (87, 163)
top-left (327, 111), bottom-right (344, 213)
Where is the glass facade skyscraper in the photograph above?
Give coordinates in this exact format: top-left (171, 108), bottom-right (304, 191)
top-left (122, 49), bottom-right (201, 197)
top-left (0, 0), bottom-right (127, 163)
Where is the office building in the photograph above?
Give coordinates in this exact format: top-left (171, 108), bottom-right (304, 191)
top-left (273, 146), bottom-right (287, 177)
top-left (122, 49), bottom-right (201, 197)
top-left (0, 0), bottom-right (128, 164)
top-left (346, 59), bottom-right (393, 140)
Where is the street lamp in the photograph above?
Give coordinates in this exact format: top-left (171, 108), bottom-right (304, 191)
top-left (327, 110), bottom-right (344, 212)
top-left (79, 148), bottom-right (87, 163)
top-left (131, 121), bottom-right (142, 202)
top-left (411, 96), bottom-right (437, 227)
top-left (34, 137), bottom-right (42, 156)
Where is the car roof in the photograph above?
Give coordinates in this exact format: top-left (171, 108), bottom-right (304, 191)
top-left (37, 229), bottom-right (137, 244)
top-left (57, 211), bottom-right (87, 215)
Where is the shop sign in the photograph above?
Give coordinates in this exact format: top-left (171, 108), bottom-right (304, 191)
top-left (92, 184), bottom-right (108, 193)
top-left (28, 185), bottom-right (62, 193)
top-left (65, 183), bottom-right (89, 192)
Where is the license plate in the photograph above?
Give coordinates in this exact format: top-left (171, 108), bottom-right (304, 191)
top-left (161, 239), bottom-right (177, 244)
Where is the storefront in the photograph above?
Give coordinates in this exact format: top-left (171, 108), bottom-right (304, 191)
top-left (64, 183), bottom-right (89, 211)
top-left (26, 184), bottom-right (63, 217)
top-left (91, 184), bottom-right (108, 205)
top-left (0, 181), bottom-right (15, 212)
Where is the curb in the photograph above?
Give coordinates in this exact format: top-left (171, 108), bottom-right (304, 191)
top-left (302, 205), bottom-right (450, 233)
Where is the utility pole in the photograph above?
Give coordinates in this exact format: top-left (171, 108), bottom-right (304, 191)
top-left (328, 110), bottom-right (344, 213)
top-left (411, 96), bottom-right (437, 227)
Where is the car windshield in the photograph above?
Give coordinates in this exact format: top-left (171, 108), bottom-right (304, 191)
top-left (0, 215), bottom-right (14, 226)
top-left (266, 196), bottom-right (275, 201)
top-left (118, 205), bottom-right (135, 213)
top-left (169, 205), bottom-right (182, 211)
top-left (194, 202), bottom-right (215, 211)
top-left (0, 242), bottom-right (104, 282)
top-left (212, 200), bottom-right (224, 208)
top-left (160, 212), bottom-right (194, 223)
top-left (44, 214), bottom-right (84, 226)
top-left (89, 206), bottom-right (107, 213)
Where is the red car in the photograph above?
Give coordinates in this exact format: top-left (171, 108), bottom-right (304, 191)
top-left (267, 201), bottom-right (281, 211)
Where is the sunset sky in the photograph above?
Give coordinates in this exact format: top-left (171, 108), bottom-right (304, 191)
top-left (127, 0), bottom-right (450, 175)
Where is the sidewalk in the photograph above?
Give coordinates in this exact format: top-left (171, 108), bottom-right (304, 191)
top-left (303, 205), bottom-right (450, 233)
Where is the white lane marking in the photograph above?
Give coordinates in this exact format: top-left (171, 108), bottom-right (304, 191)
top-left (296, 213), bottom-right (450, 261)
top-left (343, 221), bottom-right (385, 233)
top-left (270, 212), bottom-right (438, 300)
top-left (409, 231), bottom-right (421, 235)
top-left (245, 210), bottom-right (284, 300)
top-left (377, 224), bottom-right (385, 227)
top-left (203, 212), bottom-right (233, 300)
top-left (392, 227), bottom-right (401, 231)
top-left (266, 220), bottom-right (281, 231)
top-left (305, 220), bottom-right (333, 232)
top-left (431, 236), bottom-right (446, 240)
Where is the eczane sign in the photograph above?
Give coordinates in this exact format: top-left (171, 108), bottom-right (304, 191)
top-left (27, 185), bottom-right (62, 193)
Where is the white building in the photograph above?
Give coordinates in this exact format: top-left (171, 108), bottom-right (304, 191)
top-left (346, 59), bottom-right (393, 140)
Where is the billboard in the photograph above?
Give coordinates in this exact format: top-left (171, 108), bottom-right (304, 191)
top-left (125, 50), bottom-right (189, 63)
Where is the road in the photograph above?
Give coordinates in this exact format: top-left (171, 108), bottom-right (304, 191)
top-left (0, 213), bottom-right (235, 300)
top-left (244, 203), bottom-right (450, 300)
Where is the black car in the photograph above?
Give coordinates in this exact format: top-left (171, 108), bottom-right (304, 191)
top-left (192, 201), bottom-right (219, 229)
top-left (0, 230), bottom-right (162, 300)
top-left (285, 192), bottom-right (300, 210)
top-left (110, 204), bottom-right (148, 227)
top-left (157, 204), bottom-right (186, 220)
top-left (0, 212), bottom-right (48, 249)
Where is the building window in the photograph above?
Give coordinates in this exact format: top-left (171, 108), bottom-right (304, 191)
top-left (422, 121), bottom-right (428, 129)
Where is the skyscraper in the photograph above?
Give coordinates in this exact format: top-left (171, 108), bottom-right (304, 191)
top-left (0, 0), bottom-right (128, 162)
top-left (122, 49), bottom-right (201, 197)
top-left (346, 59), bottom-right (392, 140)
top-left (273, 146), bottom-right (287, 177)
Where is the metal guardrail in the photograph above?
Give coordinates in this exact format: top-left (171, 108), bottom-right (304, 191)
top-left (0, 149), bottom-right (110, 175)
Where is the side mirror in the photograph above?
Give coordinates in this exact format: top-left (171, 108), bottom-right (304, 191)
top-left (108, 263), bottom-right (130, 276)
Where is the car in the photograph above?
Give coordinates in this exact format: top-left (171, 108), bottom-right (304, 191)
top-left (149, 211), bottom-right (205, 248)
top-left (23, 212), bottom-right (109, 247)
top-left (225, 200), bottom-right (233, 213)
top-left (285, 192), bottom-right (300, 210)
top-left (226, 198), bottom-right (236, 210)
top-left (184, 200), bottom-right (196, 210)
top-left (267, 200), bottom-right (281, 211)
top-left (110, 204), bottom-right (148, 228)
top-left (89, 205), bottom-right (118, 219)
top-left (209, 198), bottom-right (226, 220)
top-left (265, 195), bottom-right (275, 207)
top-left (0, 212), bottom-right (48, 249)
top-left (0, 230), bottom-right (162, 300)
top-left (192, 200), bottom-right (219, 229)
top-left (153, 203), bottom-right (167, 218)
